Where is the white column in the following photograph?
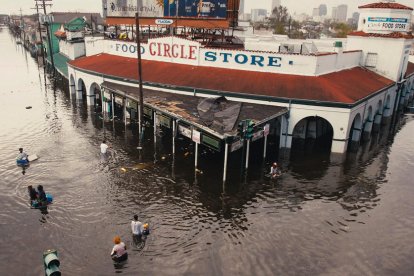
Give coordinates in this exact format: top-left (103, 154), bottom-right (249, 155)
top-left (223, 142), bottom-right (229, 182)
top-left (195, 142), bottom-right (199, 168)
top-left (245, 139), bottom-right (250, 169)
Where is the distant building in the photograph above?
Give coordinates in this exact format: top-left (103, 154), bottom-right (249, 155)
top-left (332, 5), bottom-right (348, 22)
top-left (352, 12), bottom-right (360, 22)
top-left (292, 13), bottom-right (310, 22)
top-left (319, 4), bottom-right (327, 16)
top-left (251, 9), bottom-right (267, 22)
top-left (0, 14), bottom-right (8, 24)
top-left (332, 7), bottom-right (337, 21)
top-left (312, 8), bottom-right (320, 17)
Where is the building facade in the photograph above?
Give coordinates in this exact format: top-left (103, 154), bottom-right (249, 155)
top-left (64, 1), bottom-right (414, 160)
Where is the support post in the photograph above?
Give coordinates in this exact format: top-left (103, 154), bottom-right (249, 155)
top-left (195, 142), bottom-right (198, 168)
top-left (111, 93), bottom-right (115, 120)
top-left (153, 111), bottom-right (157, 147)
top-left (263, 135), bottom-right (267, 158)
top-left (172, 119), bottom-right (176, 155)
top-left (223, 142), bottom-right (229, 182)
top-left (245, 139), bottom-right (250, 169)
top-left (124, 98), bottom-right (127, 127)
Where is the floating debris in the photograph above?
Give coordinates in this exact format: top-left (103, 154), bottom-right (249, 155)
top-left (26, 106), bottom-right (32, 109)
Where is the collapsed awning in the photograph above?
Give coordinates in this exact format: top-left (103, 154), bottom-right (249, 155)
top-left (101, 81), bottom-right (287, 142)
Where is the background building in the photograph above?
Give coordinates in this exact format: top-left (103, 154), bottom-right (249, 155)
top-left (319, 4), bottom-right (327, 16)
top-left (336, 4), bottom-right (348, 22)
top-left (251, 9), bottom-right (267, 22)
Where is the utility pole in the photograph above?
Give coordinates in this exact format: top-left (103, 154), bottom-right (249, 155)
top-left (19, 8), bottom-right (27, 44)
top-left (35, 0), bottom-right (54, 71)
top-left (31, 3), bottom-right (45, 63)
top-left (135, 12), bottom-right (144, 149)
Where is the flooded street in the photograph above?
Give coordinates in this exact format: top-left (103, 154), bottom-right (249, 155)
top-left (1, 27), bottom-right (414, 275)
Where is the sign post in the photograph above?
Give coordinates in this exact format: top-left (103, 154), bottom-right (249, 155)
top-left (263, 123), bottom-right (270, 158)
top-left (223, 142), bottom-right (229, 183)
top-left (192, 130), bottom-right (201, 168)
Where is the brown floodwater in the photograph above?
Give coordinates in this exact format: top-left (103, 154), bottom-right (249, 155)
top-left (1, 28), bottom-right (414, 275)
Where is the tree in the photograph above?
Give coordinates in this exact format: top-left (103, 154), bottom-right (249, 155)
top-left (269, 5), bottom-right (289, 35)
top-left (332, 22), bottom-right (352, 38)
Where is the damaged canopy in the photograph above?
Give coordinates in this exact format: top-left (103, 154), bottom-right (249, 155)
top-left (197, 96), bottom-right (241, 134)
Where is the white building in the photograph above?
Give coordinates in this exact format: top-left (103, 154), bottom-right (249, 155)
top-left (65, 1), bottom-right (414, 161)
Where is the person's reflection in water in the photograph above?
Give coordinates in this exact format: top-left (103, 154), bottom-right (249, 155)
top-left (132, 234), bottom-right (146, 251)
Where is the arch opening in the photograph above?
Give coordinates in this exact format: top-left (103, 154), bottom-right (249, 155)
top-left (90, 83), bottom-right (102, 112)
top-left (77, 78), bottom-right (87, 101)
top-left (291, 116), bottom-right (334, 155)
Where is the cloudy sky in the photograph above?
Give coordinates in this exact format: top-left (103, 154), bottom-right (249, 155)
top-left (2, 0), bottom-right (414, 17)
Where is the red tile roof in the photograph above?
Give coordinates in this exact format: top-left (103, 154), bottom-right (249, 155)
top-left (348, 31), bottom-right (414, 39)
top-left (406, 62), bottom-right (414, 78)
top-left (69, 54), bottom-right (394, 104)
top-left (54, 30), bottom-right (66, 38)
top-left (359, 2), bottom-right (413, 10)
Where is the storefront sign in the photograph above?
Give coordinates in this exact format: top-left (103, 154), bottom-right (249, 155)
top-left (155, 19), bottom-right (173, 25)
top-left (143, 106), bottom-right (152, 118)
top-left (115, 96), bottom-right (123, 105)
top-left (192, 130), bottom-right (201, 144)
top-left (252, 130), bottom-right (264, 142)
top-left (127, 99), bottom-right (137, 109)
top-left (367, 17), bottom-right (409, 32)
top-left (178, 125), bottom-right (192, 138)
top-left (157, 113), bottom-right (171, 128)
top-left (264, 123), bottom-right (270, 136)
top-left (230, 139), bottom-right (243, 152)
top-left (103, 91), bottom-right (111, 102)
top-left (201, 134), bottom-right (221, 151)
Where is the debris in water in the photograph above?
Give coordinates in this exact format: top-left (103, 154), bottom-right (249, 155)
top-left (120, 168), bottom-right (127, 172)
top-left (26, 106), bottom-right (32, 109)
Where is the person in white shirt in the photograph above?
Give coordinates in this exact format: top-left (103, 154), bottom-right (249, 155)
top-left (111, 236), bottom-right (128, 262)
top-left (17, 148), bottom-right (28, 161)
top-left (270, 162), bottom-right (281, 178)
top-left (100, 140), bottom-right (109, 154)
top-left (131, 214), bottom-right (143, 236)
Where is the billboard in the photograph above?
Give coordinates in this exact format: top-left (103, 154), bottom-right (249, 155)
top-left (164, 0), bottom-right (227, 18)
top-left (103, 0), bottom-right (227, 19)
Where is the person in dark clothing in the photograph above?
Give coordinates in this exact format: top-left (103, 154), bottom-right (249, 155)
top-left (37, 185), bottom-right (47, 202)
top-left (28, 185), bottom-right (38, 201)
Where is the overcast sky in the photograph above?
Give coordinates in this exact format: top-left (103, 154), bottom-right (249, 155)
top-left (2, 0), bottom-right (414, 17)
